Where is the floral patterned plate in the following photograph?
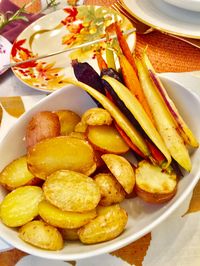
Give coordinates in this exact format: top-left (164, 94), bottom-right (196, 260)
top-left (0, 35), bottom-right (12, 75)
top-left (10, 5), bottom-right (135, 92)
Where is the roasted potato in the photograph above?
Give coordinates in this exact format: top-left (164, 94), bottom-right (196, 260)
top-left (94, 173), bottom-right (125, 206)
top-left (0, 155), bottom-right (40, 191)
top-left (135, 160), bottom-right (177, 203)
top-left (87, 125), bottom-right (129, 154)
top-left (55, 110), bottom-right (81, 135)
top-left (26, 111), bottom-right (60, 150)
top-left (0, 186), bottom-right (44, 227)
top-left (81, 108), bottom-right (112, 126)
top-left (19, 220), bottom-right (63, 250)
top-left (43, 170), bottom-right (101, 212)
top-left (27, 136), bottom-right (97, 179)
top-left (102, 154), bottom-right (135, 194)
top-left (78, 204), bottom-right (128, 244)
top-left (74, 121), bottom-right (88, 133)
top-left (38, 200), bottom-right (97, 228)
top-left (68, 131), bottom-right (87, 140)
top-left (60, 228), bottom-right (79, 241)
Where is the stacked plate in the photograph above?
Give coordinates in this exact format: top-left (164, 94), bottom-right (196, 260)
top-left (122, 0), bottom-right (200, 39)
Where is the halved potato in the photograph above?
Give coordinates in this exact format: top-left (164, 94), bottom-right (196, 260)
top-left (26, 111), bottom-right (60, 150)
top-left (87, 125), bottom-right (129, 154)
top-left (55, 110), bottom-right (81, 135)
top-left (0, 186), bottom-right (44, 227)
top-left (27, 136), bottom-right (97, 179)
top-left (43, 170), bottom-right (101, 212)
top-left (78, 204), bottom-right (128, 244)
top-left (38, 200), bottom-right (97, 228)
top-left (68, 131), bottom-right (87, 140)
top-left (81, 108), bottom-right (112, 126)
top-left (101, 154), bottom-right (135, 194)
top-left (0, 155), bottom-right (40, 191)
top-left (74, 121), bottom-right (88, 133)
top-left (94, 173), bottom-right (125, 206)
top-left (19, 220), bottom-right (63, 251)
top-left (135, 160), bottom-right (177, 203)
top-left (60, 228), bottom-right (79, 241)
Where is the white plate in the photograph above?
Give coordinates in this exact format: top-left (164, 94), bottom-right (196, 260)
top-left (10, 5), bottom-right (135, 92)
top-left (0, 77), bottom-right (200, 260)
top-left (123, 0), bottom-right (200, 38)
top-left (0, 35), bottom-right (12, 75)
top-left (164, 0), bottom-right (200, 12)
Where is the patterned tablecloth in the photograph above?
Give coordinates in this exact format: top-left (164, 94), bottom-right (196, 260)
top-left (0, 1), bottom-right (200, 266)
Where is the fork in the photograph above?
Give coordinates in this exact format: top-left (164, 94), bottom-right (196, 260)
top-left (112, 0), bottom-right (200, 49)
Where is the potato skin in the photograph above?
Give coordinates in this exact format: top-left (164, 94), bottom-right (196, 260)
top-left (26, 111), bottom-right (60, 150)
top-left (102, 154), bottom-right (135, 194)
top-left (0, 186), bottom-right (44, 227)
top-left (60, 228), bottom-right (79, 241)
top-left (0, 155), bottom-right (38, 191)
top-left (94, 173), bottom-right (125, 206)
top-left (55, 110), bottom-right (81, 135)
top-left (78, 204), bottom-right (128, 244)
top-left (81, 108), bottom-right (112, 126)
top-left (43, 170), bottom-right (101, 212)
top-left (38, 200), bottom-right (97, 228)
top-left (19, 220), bottom-right (63, 251)
top-left (27, 136), bottom-right (97, 179)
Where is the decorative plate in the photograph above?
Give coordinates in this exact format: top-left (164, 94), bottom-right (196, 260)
top-left (10, 5), bottom-right (135, 92)
top-left (123, 0), bottom-right (200, 39)
top-left (0, 35), bottom-right (12, 75)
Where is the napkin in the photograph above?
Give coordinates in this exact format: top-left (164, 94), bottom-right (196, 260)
top-left (0, 0), bottom-right (42, 43)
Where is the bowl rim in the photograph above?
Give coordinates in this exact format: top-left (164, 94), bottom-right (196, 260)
top-left (0, 78), bottom-right (200, 260)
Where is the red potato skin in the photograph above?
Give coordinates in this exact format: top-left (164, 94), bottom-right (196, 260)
top-left (135, 184), bottom-right (177, 204)
top-left (26, 111), bottom-right (61, 150)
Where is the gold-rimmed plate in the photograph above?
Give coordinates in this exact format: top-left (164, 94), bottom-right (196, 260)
top-left (10, 5), bottom-right (135, 92)
top-left (123, 0), bottom-right (200, 39)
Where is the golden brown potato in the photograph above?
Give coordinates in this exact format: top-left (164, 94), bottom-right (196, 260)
top-left (43, 170), bottom-right (101, 212)
top-left (78, 204), bottom-right (128, 244)
top-left (26, 111), bottom-right (60, 150)
top-left (94, 173), bottom-right (125, 206)
top-left (55, 110), bottom-right (81, 135)
top-left (68, 131), bottom-right (87, 140)
top-left (74, 121), bottom-right (88, 133)
top-left (135, 160), bottom-right (177, 203)
top-left (27, 136), bottom-right (97, 179)
top-left (38, 200), bottom-right (97, 228)
top-left (0, 156), bottom-right (40, 191)
top-left (81, 108), bottom-right (112, 126)
top-left (0, 186), bottom-right (44, 227)
top-left (101, 154), bottom-right (135, 194)
top-left (87, 125), bottom-right (129, 154)
top-left (19, 220), bottom-right (63, 250)
top-left (60, 228), bottom-right (79, 241)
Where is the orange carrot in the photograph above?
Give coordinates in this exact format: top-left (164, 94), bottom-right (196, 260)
top-left (96, 52), bottom-right (107, 71)
top-left (115, 122), bottom-right (146, 158)
top-left (146, 139), bottom-right (166, 165)
top-left (119, 54), bottom-right (155, 125)
top-left (115, 22), bottom-right (137, 73)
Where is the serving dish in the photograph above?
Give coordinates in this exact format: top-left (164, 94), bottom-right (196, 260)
top-left (0, 76), bottom-right (200, 260)
top-left (10, 5), bottom-right (135, 92)
top-left (122, 0), bottom-right (200, 38)
top-left (164, 0), bottom-right (200, 12)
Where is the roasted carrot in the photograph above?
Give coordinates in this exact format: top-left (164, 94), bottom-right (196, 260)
top-left (115, 122), bottom-right (146, 158)
top-left (115, 22), bottom-right (137, 73)
top-left (96, 52), bottom-right (108, 71)
top-left (145, 139), bottom-right (166, 165)
top-left (119, 54), bottom-right (155, 125)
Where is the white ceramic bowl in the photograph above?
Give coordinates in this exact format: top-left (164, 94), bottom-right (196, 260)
top-left (164, 0), bottom-right (200, 12)
top-left (0, 77), bottom-right (200, 260)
